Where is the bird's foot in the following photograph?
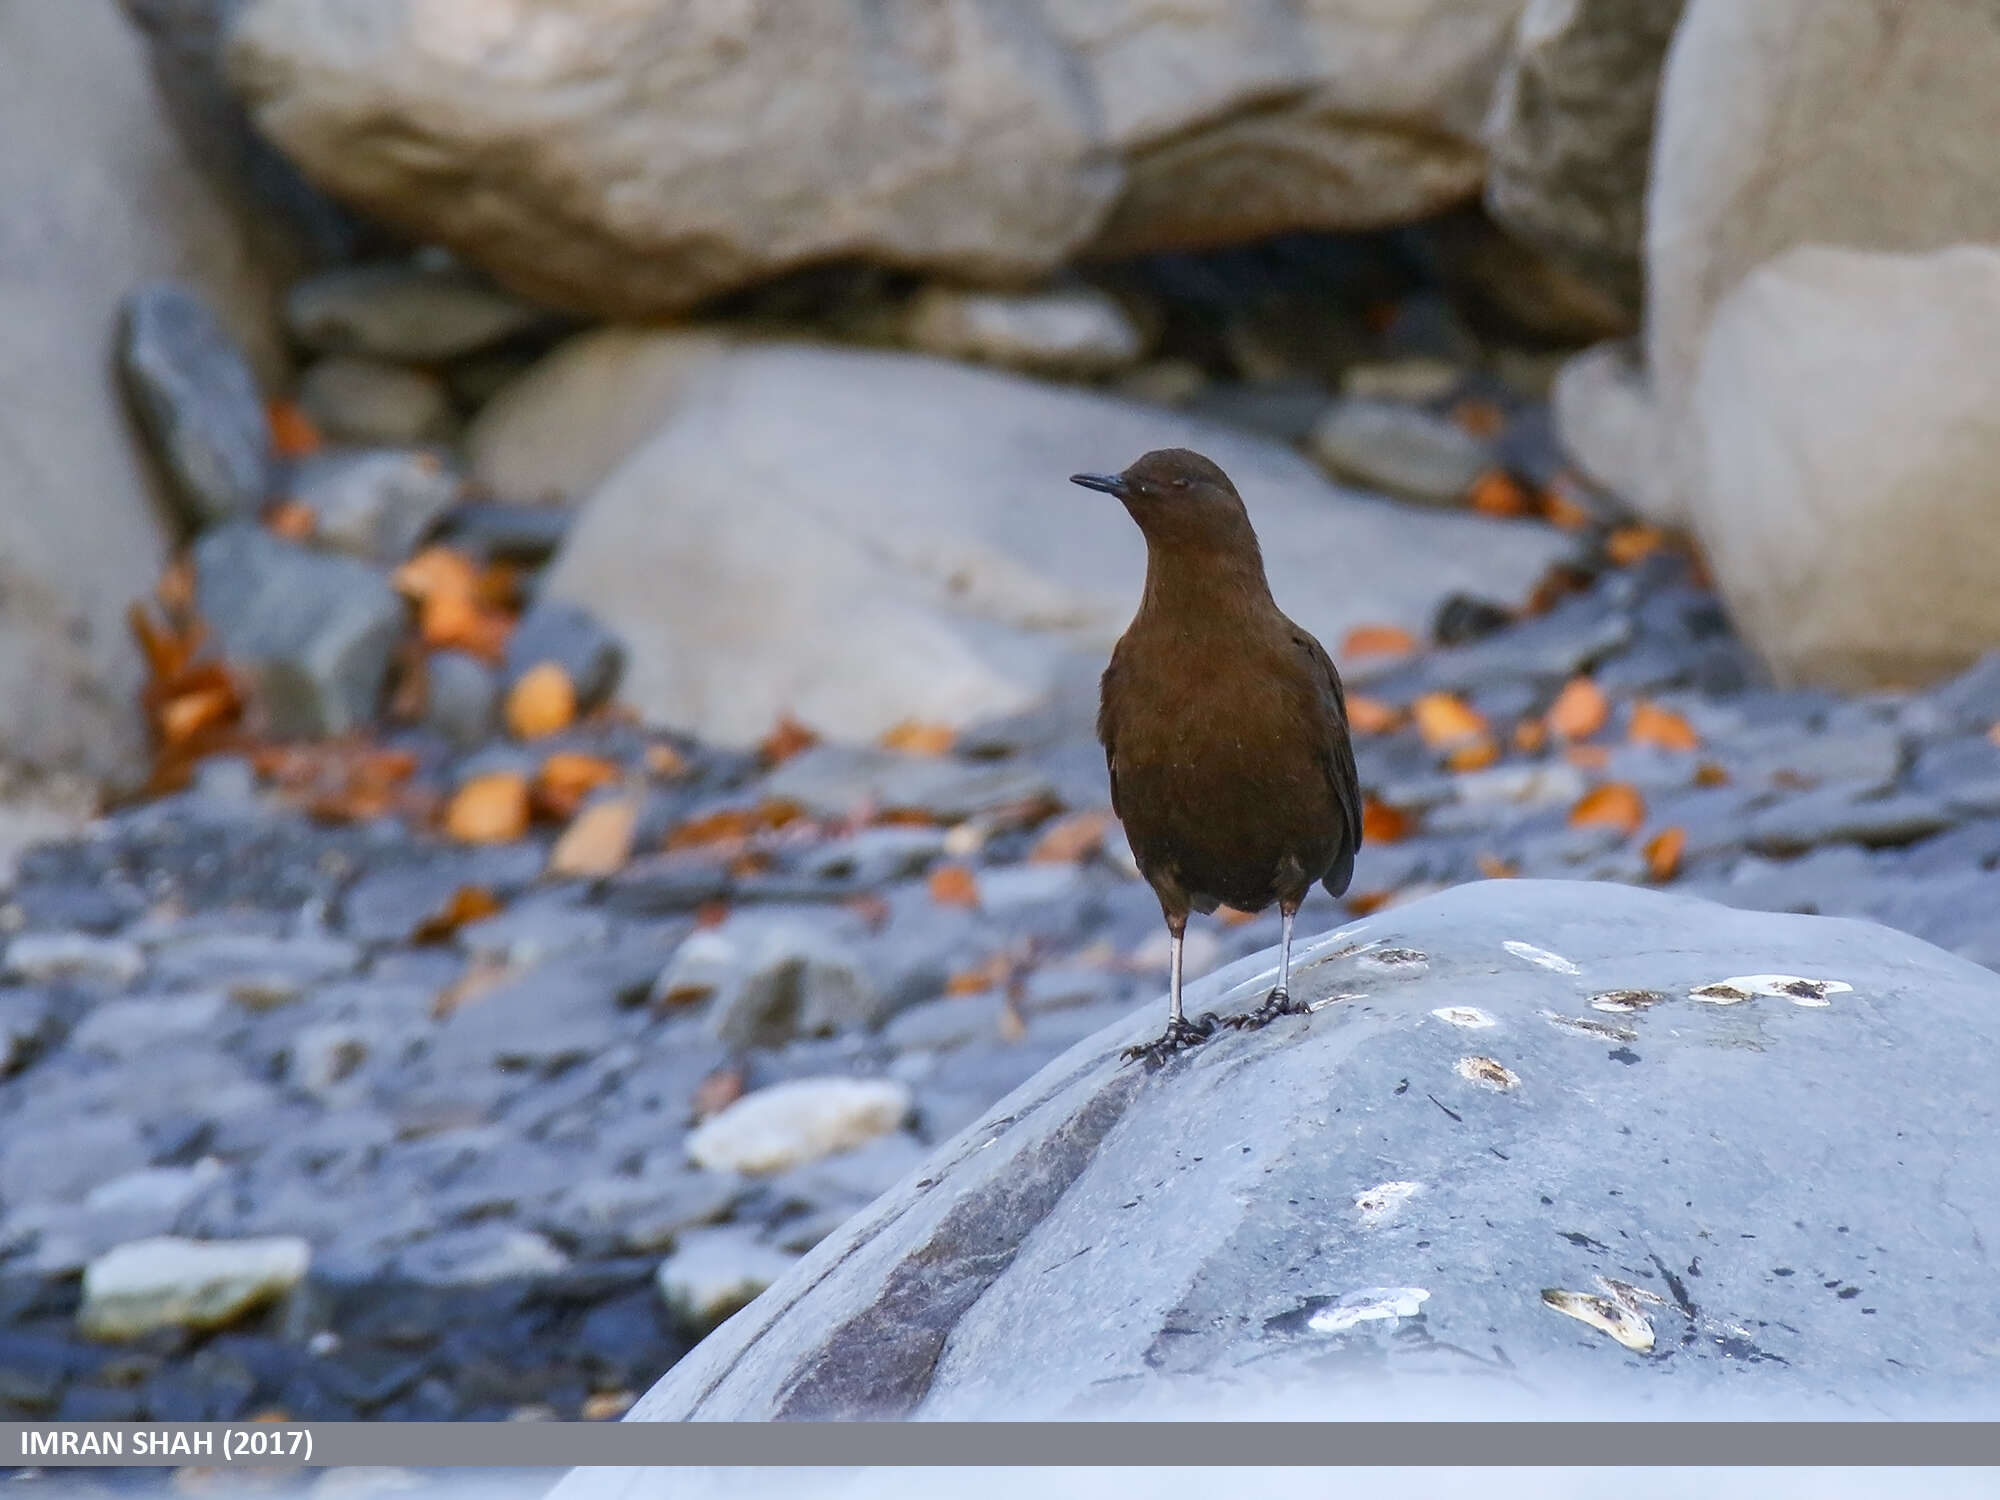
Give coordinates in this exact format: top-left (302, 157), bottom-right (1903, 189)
top-left (1223, 986), bottom-right (1310, 1031)
top-left (1122, 1012), bottom-right (1218, 1066)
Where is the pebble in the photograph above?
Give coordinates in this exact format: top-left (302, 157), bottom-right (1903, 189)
top-left (1307, 398), bottom-right (1493, 505)
top-left (298, 356), bottom-right (455, 447)
top-left (118, 282), bottom-right (272, 528)
top-left (902, 284), bottom-right (1145, 376)
top-left (286, 263), bottom-right (554, 362)
top-left (290, 448), bottom-right (461, 563)
top-left (1746, 788), bottom-right (1955, 855)
top-left (422, 650), bottom-right (503, 749)
top-left (690, 917), bottom-right (885, 1049)
top-left (78, 1236), bottom-right (311, 1339)
top-left (503, 600), bottom-right (625, 710)
top-left (654, 1228), bottom-right (798, 1332)
top-left (685, 1078), bottom-right (912, 1175)
top-left (2, 931), bottom-right (144, 987)
top-left (70, 992), bottom-right (228, 1060)
top-left (194, 522), bottom-right (406, 738)
top-left (393, 1228), bottom-right (569, 1287)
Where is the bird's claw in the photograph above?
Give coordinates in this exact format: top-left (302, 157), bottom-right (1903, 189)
top-left (1122, 1012), bottom-right (1218, 1066)
top-left (1223, 986), bottom-right (1310, 1031)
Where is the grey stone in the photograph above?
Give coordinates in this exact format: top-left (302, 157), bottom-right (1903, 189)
top-left (149, 930), bottom-right (361, 1004)
top-left (456, 899), bottom-right (612, 969)
top-left (297, 356), bottom-right (454, 447)
top-left (421, 650), bottom-right (501, 750)
top-left (672, 918), bottom-right (886, 1050)
top-left (503, 600), bottom-right (624, 710)
top-left (0, 1115), bottom-right (149, 1206)
top-left (2, 931), bottom-right (145, 987)
top-left (764, 747), bottom-right (1055, 825)
top-left (545, 1172), bottom-right (740, 1258)
top-left (289, 447), bottom-right (459, 563)
top-left (118, 282), bottom-right (273, 528)
top-left (431, 501), bottom-right (573, 565)
top-left (285, 263), bottom-right (554, 362)
top-left (1182, 381), bottom-right (1333, 446)
top-left (289, 1022), bottom-right (374, 1098)
top-left (391, 1226), bottom-right (568, 1287)
top-left (193, 522), bottom-right (403, 737)
top-left (69, 991), bottom-right (229, 1060)
top-left (1745, 789), bottom-right (1957, 856)
top-left (1923, 652), bottom-right (2000, 734)
top-left (1307, 399), bottom-right (1493, 505)
top-left (655, 1228), bottom-right (798, 1334)
top-left (0, 987), bottom-right (53, 1077)
top-left (599, 880), bottom-right (2000, 1424)
top-left (882, 993), bottom-right (1005, 1054)
top-left (1417, 598), bottom-right (1633, 693)
top-left (430, 959), bottom-right (629, 1074)
top-left (1721, 719), bottom-right (1907, 793)
top-left (799, 828), bottom-right (948, 886)
top-left (902, 285), bottom-right (1146, 377)
top-left (340, 847), bottom-right (549, 944)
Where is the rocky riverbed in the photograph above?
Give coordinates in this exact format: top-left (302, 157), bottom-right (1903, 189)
top-left (4, 533), bottom-right (1999, 1422)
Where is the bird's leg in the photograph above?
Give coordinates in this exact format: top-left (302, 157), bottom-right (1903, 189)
top-left (1123, 913), bottom-right (1216, 1064)
top-left (1226, 901), bottom-right (1312, 1030)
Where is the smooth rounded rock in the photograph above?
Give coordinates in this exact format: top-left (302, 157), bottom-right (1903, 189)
top-left (685, 1078), bottom-right (913, 1177)
top-left (79, 1236), bottom-right (311, 1339)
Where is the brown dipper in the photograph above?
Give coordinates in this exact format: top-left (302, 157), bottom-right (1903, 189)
top-left (1071, 449), bottom-right (1362, 1063)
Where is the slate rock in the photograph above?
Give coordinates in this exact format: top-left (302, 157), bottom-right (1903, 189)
top-left (503, 600), bottom-right (625, 711)
top-left (0, 987), bottom-right (55, 1077)
top-left (601, 880), bottom-right (2000, 1423)
top-left (118, 282), bottom-right (273, 528)
top-left (1307, 399), bottom-right (1494, 505)
top-left (289, 447), bottom-right (460, 563)
top-left (763, 747), bottom-right (1055, 824)
top-left (194, 522), bottom-right (404, 737)
top-left (422, 649), bottom-right (501, 749)
top-left (298, 356), bottom-right (454, 447)
top-left (2, 931), bottom-right (144, 987)
top-left (654, 1228), bottom-right (799, 1334)
top-left (655, 917), bottom-right (885, 1049)
top-left (286, 263), bottom-right (554, 362)
top-left (1745, 788), bottom-right (1956, 856)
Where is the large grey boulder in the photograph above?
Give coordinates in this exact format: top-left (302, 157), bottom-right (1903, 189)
top-left (582, 880), bottom-right (2000, 1430)
top-left (1684, 245), bottom-right (2000, 691)
top-left (540, 344), bottom-right (1577, 748)
top-left (221, 0), bottom-right (1523, 319)
top-left (0, 0), bottom-right (288, 783)
top-left (1482, 0), bottom-right (1687, 322)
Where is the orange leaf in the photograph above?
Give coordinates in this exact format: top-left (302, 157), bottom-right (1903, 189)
top-left (411, 885), bottom-right (504, 944)
top-left (947, 955), bottom-right (1011, 995)
top-left (1545, 677), bottom-right (1609, 742)
top-left (1565, 744), bottom-right (1611, 771)
top-left (1029, 810), bottom-right (1110, 864)
top-left (548, 795), bottom-right (638, 878)
top-left (394, 546), bottom-right (480, 604)
top-left (1569, 782), bottom-right (1646, 836)
top-left (880, 720), bottom-right (956, 756)
top-left (264, 500), bottom-right (316, 542)
top-left (473, 562), bottom-right (525, 614)
top-left (1514, 719), bottom-right (1548, 755)
top-left (1629, 701), bottom-right (1701, 752)
top-left (157, 557), bottom-right (196, 616)
top-left (1467, 470), bottom-right (1530, 518)
top-left (419, 591), bottom-right (512, 661)
top-left (665, 800), bottom-right (802, 851)
top-left (693, 900), bottom-right (732, 929)
top-left (1606, 526), bottom-right (1668, 567)
top-left (1346, 695), bottom-right (1405, 735)
top-left (128, 601), bottom-right (189, 683)
top-left (1987, 722), bottom-right (2000, 749)
top-left (444, 772), bottom-right (531, 844)
top-left (1452, 398), bottom-right (1506, 440)
top-left (644, 742), bottom-right (690, 778)
top-left (1362, 797), bottom-right (1411, 843)
top-left (759, 714), bottom-right (820, 766)
top-left (506, 662), bottom-right (576, 740)
top-left (1340, 624), bottom-right (1418, 660)
top-left (1476, 853), bottom-right (1517, 879)
top-left (158, 684), bottom-right (239, 746)
top-left (1217, 906), bottom-right (1258, 928)
top-left (928, 865), bottom-right (980, 908)
top-left (1539, 488), bottom-right (1596, 532)
top-left (1412, 693), bottom-right (1488, 750)
top-left (267, 399), bottom-right (322, 460)
top-left (1345, 890), bottom-right (1394, 917)
top-left (1644, 825), bottom-right (1686, 882)
top-left (536, 751), bottom-right (622, 821)
top-left (1693, 762), bottom-right (1731, 788)
top-left (1446, 737), bottom-right (1500, 772)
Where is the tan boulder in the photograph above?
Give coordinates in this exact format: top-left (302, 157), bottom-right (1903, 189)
top-left (1686, 245), bottom-right (2000, 691)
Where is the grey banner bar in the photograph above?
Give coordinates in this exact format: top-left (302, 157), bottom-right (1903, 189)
top-left (6, 1423), bottom-right (2000, 1468)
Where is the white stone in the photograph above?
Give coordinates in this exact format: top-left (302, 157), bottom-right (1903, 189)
top-left (654, 1227), bottom-right (798, 1331)
top-left (3, 932), bottom-right (144, 987)
top-left (79, 1235), bottom-right (311, 1339)
top-left (686, 1078), bottom-right (913, 1176)
top-left (903, 285), bottom-right (1145, 376)
top-left (1551, 340), bottom-right (1676, 525)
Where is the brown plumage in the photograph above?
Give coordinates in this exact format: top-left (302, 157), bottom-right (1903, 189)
top-left (1072, 449), bottom-right (1362, 1061)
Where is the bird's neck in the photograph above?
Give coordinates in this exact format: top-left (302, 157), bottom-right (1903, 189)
top-left (1136, 538), bottom-right (1278, 632)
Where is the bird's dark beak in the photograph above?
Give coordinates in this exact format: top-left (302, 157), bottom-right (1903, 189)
top-left (1069, 472), bottom-right (1130, 498)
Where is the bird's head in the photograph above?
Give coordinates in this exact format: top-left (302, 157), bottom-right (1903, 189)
top-left (1070, 448), bottom-right (1258, 554)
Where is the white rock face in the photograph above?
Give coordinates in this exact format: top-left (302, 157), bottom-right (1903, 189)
top-left (0, 0), bottom-right (287, 781)
top-left (79, 1235), bottom-right (312, 1339)
top-left (1686, 245), bottom-right (2000, 690)
top-left (686, 1078), bottom-right (914, 1176)
top-left (224, 0), bottom-right (1522, 318)
top-left (541, 344), bottom-right (1576, 748)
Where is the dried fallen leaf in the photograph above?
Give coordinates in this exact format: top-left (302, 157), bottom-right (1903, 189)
top-left (394, 546), bottom-right (480, 603)
top-left (691, 1065), bottom-right (745, 1120)
top-left (1340, 624), bottom-right (1419, 659)
top-left (1446, 737), bottom-right (1500, 772)
top-left (1539, 487), bottom-right (1596, 532)
top-left (158, 684), bottom-right (239, 746)
top-left (506, 662), bottom-right (576, 740)
top-left (693, 901), bottom-right (731, 929)
top-left (1029, 810), bottom-right (1110, 864)
top-left (536, 751), bottom-right (622, 821)
top-left (1606, 525), bottom-right (1668, 567)
top-left (419, 590), bottom-right (511, 661)
top-left (1467, 469), bottom-right (1531, 518)
top-left (1629, 701), bottom-right (1701, 752)
top-left (445, 772), bottom-right (531, 844)
top-left (928, 864), bottom-right (981, 909)
top-left (1476, 853), bottom-right (1517, 879)
top-left (947, 955), bottom-right (1011, 995)
top-left (1644, 826), bottom-right (1686, 882)
top-left (644, 742), bottom-right (690, 779)
top-left (1346, 695), bottom-right (1405, 735)
top-left (1452, 398), bottom-right (1506, 440)
top-left (411, 885), bottom-right (504, 944)
top-left (549, 795), bottom-right (638, 878)
top-left (1570, 782), bottom-right (1646, 836)
top-left (1514, 719), bottom-right (1548, 755)
top-left (759, 714), bottom-right (820, 765)
top-left (1986, 722), bottom-right (2000, 749)
top-left (434, 954), bottom-right (516, 1020)
top-left (1345, 890), bottom-right (1395, 917)
top-left (1217, 906), bottom-right (1258, 928)
top-left (1546, 676), bottom-right (1609, 742)
top-left (1363, 797), bottom-right (1412, 843)
top-left (1564, 744), bottom-right (1612, 771)
top-left (1411, 693), bottom-right (1488, 750)
top-left (267, 399), bottom-right (322, 460)
top-left (880, 720), bottom-right (956, 756)
top-left (252, 740), bottom-right (420, 823)
top-left (666, 800), bottom-right (802, 851)
top-left (1694, 761), bottom-right (1731, 788)
top-left (264, 499), bottom-right (316, 542)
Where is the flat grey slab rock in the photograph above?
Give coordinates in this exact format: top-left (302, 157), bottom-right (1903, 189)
top-left (581, 880), bottom-right (2000, 1439)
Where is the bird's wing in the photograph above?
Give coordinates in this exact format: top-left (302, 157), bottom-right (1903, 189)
top-left (1095, 654), bottom-right (1126, 824)
top-left (1292, 629), bottom-right (1364, 894)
